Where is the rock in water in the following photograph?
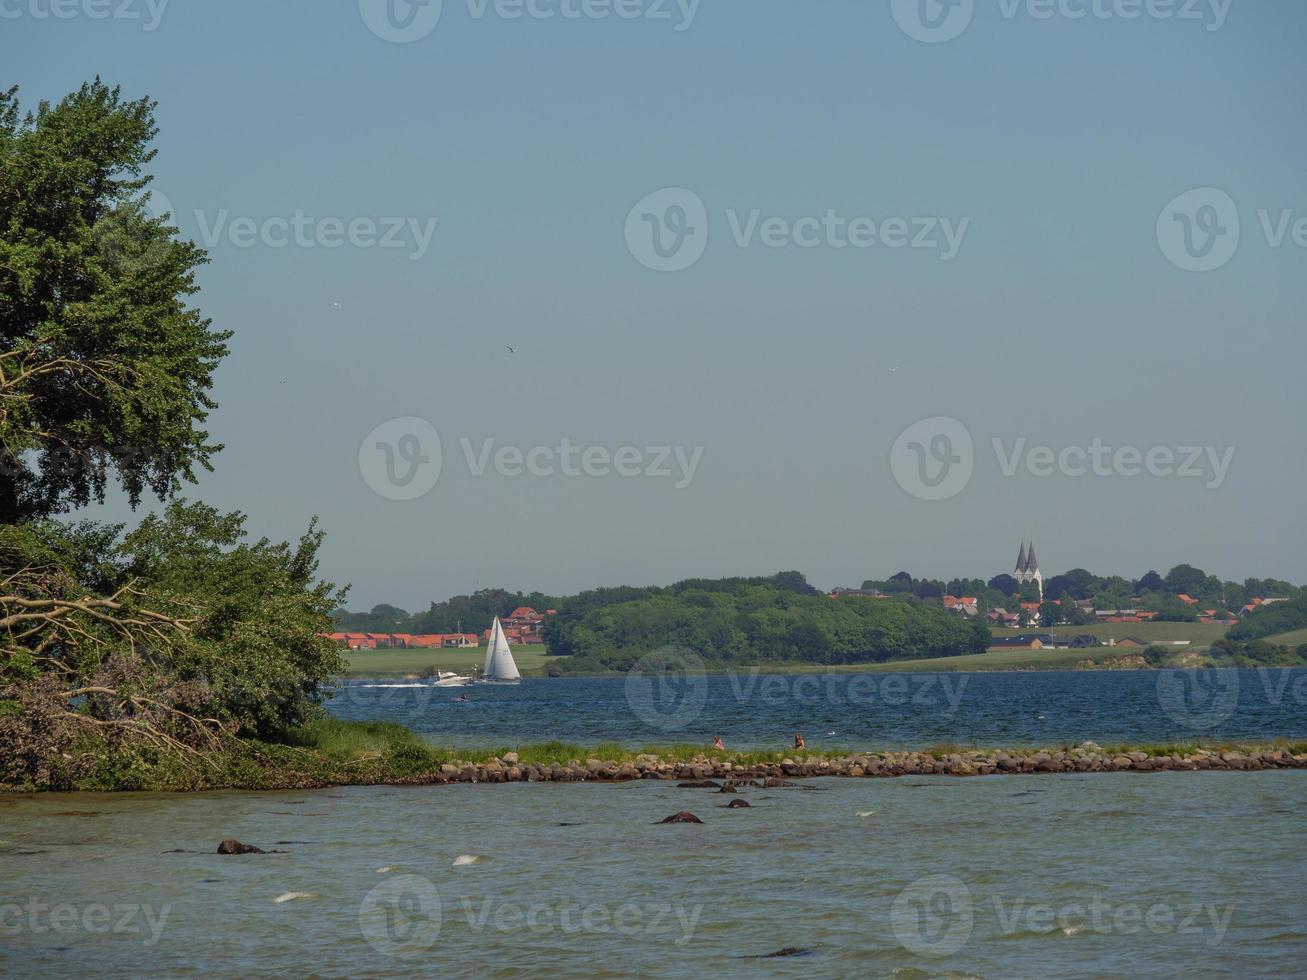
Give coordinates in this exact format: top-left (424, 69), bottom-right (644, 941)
top-left (725, 799), bottom-right (752, 809)
top-left (217, 839), bottom-right (264, 855)
top-left (658, 811), bottom-right (704, 824)
top-left (677, 781), bottom-right (720, 789)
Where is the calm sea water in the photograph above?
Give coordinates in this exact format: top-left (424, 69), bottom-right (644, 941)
top-left (4, 670), bottom-right (1306, 977)
top-left (328, 669), bottom-right (1307, 750)
top-left (2, 774), bottom-right (1305, 977)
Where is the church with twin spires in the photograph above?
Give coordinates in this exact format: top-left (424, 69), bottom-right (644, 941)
top-left (1014, 541), bottom-right (1043, 600)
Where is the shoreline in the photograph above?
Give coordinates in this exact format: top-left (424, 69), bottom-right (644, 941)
top-left (312, 742), bottom-right (1307, 786)
top-left (7, 728), bottom-right (1306, 794)
top-left (344, 656), bottom-right (1306, 681)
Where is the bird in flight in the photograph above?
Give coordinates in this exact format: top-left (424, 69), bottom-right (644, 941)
top-left (506, 346), bottom-right (517, 354)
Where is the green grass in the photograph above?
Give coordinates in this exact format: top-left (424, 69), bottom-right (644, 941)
top-left (1266, 627), bottom-right (1307, 647)
top-left (342, 644), bottom-right (558, 677)
top-left (282, 717), bottom-right (432, 757)
top-left (703, 647), bottom-right (1136, 674)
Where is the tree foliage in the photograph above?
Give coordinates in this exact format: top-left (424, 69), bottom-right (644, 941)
top-left (546, 573), bottom-right (989, 670)
top-left (0, 82), bottom-right (339, 789)
top-left (0, 80), bottom-right (229, 523)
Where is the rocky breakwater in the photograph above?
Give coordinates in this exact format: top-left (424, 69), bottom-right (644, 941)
top-left (416, 744), bottom-right (1307, 785)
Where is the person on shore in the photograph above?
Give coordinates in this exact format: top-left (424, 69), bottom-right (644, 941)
top-left (712, 736), bottom-right (725, 751)
top-left (793, 733), bottom-right (805, 750)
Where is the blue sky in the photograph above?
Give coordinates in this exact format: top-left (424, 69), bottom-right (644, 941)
top-left (5, 0), bottom-right (1305, 608)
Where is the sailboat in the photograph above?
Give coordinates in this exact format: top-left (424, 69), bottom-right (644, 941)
top-left (478, 617), bottom-right (522, 685)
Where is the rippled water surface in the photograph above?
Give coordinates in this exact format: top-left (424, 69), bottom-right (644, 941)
top-left (329, 669), bottom-right (1307, 750)
top-left (3, 773), bottom-right (1305, 977)
top-left (5, 670), bottom-right (1307, 976)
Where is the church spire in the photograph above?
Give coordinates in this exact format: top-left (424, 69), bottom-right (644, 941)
top-left (1026, 542), bottom-right (1038, 572)
top-left (1015, 541), bottom-right (1027, 574)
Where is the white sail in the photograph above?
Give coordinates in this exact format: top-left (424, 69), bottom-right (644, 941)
top-left (483, 617), bottom-right (521, 682)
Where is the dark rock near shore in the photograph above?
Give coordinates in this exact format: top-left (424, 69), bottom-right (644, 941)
top-left (677, 780), bottom-right (720, 789)
top-left (216, 839), bottom-right (264, 855)
top-left (658, 811), bottom-right (704, 824)
top-left (725, 799), bottom-right (752, 808)
top-left (746, 947), bottom-right (812, 958)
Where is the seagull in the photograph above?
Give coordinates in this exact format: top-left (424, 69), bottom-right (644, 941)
top-left (331, 301), bottom-right (343, 310)
top-left (887, 365), bottom-right (901, 374)
top-left (505, 346), bottom-right (517, 354)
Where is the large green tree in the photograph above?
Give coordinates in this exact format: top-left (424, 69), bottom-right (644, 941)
top-left (0, 79), bottom-right (229, 523)
top-left (0, 82), bottom-right (340, 789)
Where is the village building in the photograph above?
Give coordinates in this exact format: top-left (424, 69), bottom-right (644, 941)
top-left (1012, 541), bottom-right (1044, 600)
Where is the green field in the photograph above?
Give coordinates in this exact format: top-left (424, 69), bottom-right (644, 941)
top-left (991, 621), bottom-right (1228, 647)
top-left (1266, 628), bottom-right (1307, 647)
top-left (813, 647), bottom-right (1112, 673)
top-left (343, 644), bottom-right (558, 677)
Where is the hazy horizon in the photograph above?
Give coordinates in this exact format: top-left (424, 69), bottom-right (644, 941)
top-left (8, 0), bottom-right (1305, 610)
